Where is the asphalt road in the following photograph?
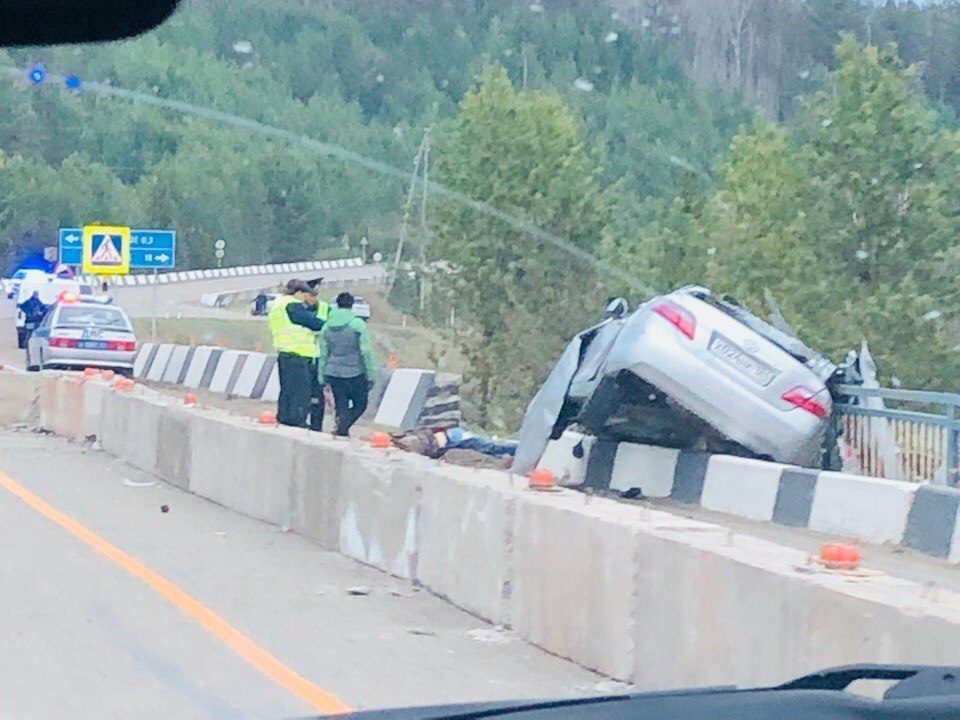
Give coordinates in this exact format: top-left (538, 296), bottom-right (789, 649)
top-left (0, 429), bottom-right (602, 719)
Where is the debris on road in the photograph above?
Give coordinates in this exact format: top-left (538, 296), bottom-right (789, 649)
top-left (407, 627), bottom-right (436, 637)
top-left (121, 478), bottom-right (156, 488)
top-left (467, 626), bottom-right (513, 645)
top-left (346, 586), bottom-right (371, 596)
top-left (160, 504), bottom-right (170, 513)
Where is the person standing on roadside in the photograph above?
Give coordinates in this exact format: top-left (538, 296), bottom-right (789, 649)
top-left (300, 280), bottom-right (330, 432)
top-left (317, 292), bottom-right (375, 437)
top-left (268, 279), bottom-right (326, 428)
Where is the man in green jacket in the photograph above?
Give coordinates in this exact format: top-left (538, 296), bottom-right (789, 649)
top-left (317, 292), bottom-right (375, 437)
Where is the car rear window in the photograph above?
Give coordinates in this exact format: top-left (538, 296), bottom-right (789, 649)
top-left (688, 290), bottom-right (819, 363)
top-left (57, 306), bottom-right (130, 330)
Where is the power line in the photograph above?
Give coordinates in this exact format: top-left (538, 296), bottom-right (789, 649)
top-left (0, 65), bottom-right (655, 297)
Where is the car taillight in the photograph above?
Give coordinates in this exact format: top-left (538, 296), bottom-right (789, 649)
top-left (49, 337), bottom-right (78, 348)
top-left (652, 300), bottom-right (696, 339)
top-left (107, 341), bottom-right (136, 352)
top-left (782, 386), bottom-right (828, 419)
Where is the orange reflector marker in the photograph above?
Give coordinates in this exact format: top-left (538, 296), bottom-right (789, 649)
top-left (386, 354), bottom-right (399, 371)
top-left (184, 393), bottom-right (197, 405)
top-left (258, 410), bottom-right (276, 425)
top-left (819, 542), bottom-right (860, 570)
top-left (369, 431), bottom-right (391, 449)
top-left (83, 367), bottom-right (98, 377)
top-left (529, 468), bottom-right (558, 492)
top-left (101, 370), bottom-right (115, 381)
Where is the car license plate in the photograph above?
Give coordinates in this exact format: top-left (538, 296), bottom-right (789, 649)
top-left (78, 340), bottom-right (107, 350)
top-left (708, 333), bottom-right (778, 387)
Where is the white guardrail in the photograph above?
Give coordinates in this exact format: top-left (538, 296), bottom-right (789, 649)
top-left (90, 257), bottom-right (366, 287)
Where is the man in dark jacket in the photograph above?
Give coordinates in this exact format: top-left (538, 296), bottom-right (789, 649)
top-left (317, 292), bottom-right (375, 437)
top-left (17, 291), bottom-right (48, 348)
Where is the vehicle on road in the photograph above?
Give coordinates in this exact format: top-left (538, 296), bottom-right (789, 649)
top-left (26, 299), bottom-right (138, 375)
top-left (334, 665), bottom-right (960, 720)
top-left (524, 286), bottom-right (835, 467)
top-left (6, 268), bottom-right (48, 299)
top-left (14, 276), bottom-right (80, 348)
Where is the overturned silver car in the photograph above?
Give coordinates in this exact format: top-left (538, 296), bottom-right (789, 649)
top-left (512, 286), bottom-right (836, 475)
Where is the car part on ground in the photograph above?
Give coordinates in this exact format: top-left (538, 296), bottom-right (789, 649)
top-left (513, 287), bottom-right (835, 474)
top-left (26, 300), bottom-right (137, 375)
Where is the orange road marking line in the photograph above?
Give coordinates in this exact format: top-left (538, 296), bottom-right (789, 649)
top-left (0, 469), bottom-right (351, 715)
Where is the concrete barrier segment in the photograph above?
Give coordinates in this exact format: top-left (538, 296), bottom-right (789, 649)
top-left (809, 471), bottom-right (918, 545)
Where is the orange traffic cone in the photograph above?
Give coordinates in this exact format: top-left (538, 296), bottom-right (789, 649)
top-left (819, 543), bottom-right (860, 570)
top-left (529, 468), bottom-right (558, 492)
top-left (369, 431), bottom-right (392, 449)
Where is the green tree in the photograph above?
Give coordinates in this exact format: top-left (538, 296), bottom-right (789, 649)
top-left (431, 66), bottom-right (608, 428)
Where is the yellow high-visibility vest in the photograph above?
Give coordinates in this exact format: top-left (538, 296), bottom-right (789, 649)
top-left (268, 295), bottom-right (317, 357)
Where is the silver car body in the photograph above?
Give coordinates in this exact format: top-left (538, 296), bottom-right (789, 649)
top-left (27, 301), bottom-right (138, 374)
top-left (565, 286), bottom-right (832, 464)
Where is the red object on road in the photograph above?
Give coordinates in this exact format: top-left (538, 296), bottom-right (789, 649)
top-left (819, 542), bottom-right (860, 570)
top-left (369, 431), bottom-right (391, 448)
top-left (184, 393), bottom-right (197, 405)
top-left (529, 468), bottom-right (557, 492)
top-left (258, 410), bottom-right (277, 425)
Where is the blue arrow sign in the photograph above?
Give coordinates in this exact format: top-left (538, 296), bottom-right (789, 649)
top-left (58, 228), bottom-right (82, 265)
top-left (60, 227), bottom-right (176, 269)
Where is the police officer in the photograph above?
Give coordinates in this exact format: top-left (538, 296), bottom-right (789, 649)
top-left (301, 279), bottom-right (330, 431)
top-left (268, 279), bottom-right (326, 428)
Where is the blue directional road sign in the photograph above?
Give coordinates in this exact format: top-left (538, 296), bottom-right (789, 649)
top-left (130, 229), bottom-right (176, 269)
top-left (60, 228), bottom-right (176, 269)
top-left (58, 228), bottom-right (83, 265)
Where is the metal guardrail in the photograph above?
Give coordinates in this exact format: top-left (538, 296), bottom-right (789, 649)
top-left (834, 384), bottom-right (960, 486)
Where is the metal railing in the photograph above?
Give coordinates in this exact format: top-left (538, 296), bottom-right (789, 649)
top-left (834, 385), bottom-right (960, 486)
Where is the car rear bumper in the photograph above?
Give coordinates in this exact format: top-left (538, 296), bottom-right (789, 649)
top-left (610, 323), bottom-right (825, 464)
top-left (42, 348), bottom-right (136, 371)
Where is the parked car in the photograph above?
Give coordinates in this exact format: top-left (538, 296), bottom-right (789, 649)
top-left (6, 268), bottom-right (48, 299)
top-left (14, 276), bottom-right (80, 348)
top-left (26, 298), bottom-right (138, 376)
top-left (517, 286), bottom-right (835, 470)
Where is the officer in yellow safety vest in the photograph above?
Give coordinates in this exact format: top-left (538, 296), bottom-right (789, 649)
top-left (268, 279), bottom-right (327, 429)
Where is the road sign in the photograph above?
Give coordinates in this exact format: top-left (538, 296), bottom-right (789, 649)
top-left (129, 229), bottom-right (176, 269)
top-left (82, 224), bottom-right (130, 275)
top-left (59, 228), bottom-right (82, 265)
top-left (214, 239), bottom-right (226, 250)
top-left (61, 227), bottom-right (175, 269)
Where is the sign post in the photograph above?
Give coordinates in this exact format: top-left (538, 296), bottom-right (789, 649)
top-left (61, 227), bottom-right (176, 270)
top-left (214, 238), bottom-right (226, 268)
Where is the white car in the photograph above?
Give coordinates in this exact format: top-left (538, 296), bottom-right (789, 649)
top-left (26, 299), bottom-right (138, 375)
top-left (6, 269), bottom-right (48, 299)
top-left (14, 277), bottom-right (80, 348)
top-left (552, 286), bottom-right (836, 465)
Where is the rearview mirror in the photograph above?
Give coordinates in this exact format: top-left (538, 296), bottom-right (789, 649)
top-left (0, 0), bottom-right (180, 47)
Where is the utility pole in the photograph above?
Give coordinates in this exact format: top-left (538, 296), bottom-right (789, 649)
top-left (418, 128), bottom-right (431, 314)
top-left (388, 130), bottom-right (430, 295)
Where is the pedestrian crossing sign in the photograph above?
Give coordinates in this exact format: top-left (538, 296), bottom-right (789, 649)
top-left (82, 224), bottom-right (131, 275)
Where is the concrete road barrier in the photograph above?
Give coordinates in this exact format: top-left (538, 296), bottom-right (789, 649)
top-left (13, 369), bottom-right (960, 691)
top-left (809, 471), bottom-right (918, 545)
top-left (0, 371), bottom-right (39, 427)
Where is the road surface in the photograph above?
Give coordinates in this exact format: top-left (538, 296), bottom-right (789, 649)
top-left (0, 429), bottom-right (602, 719)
